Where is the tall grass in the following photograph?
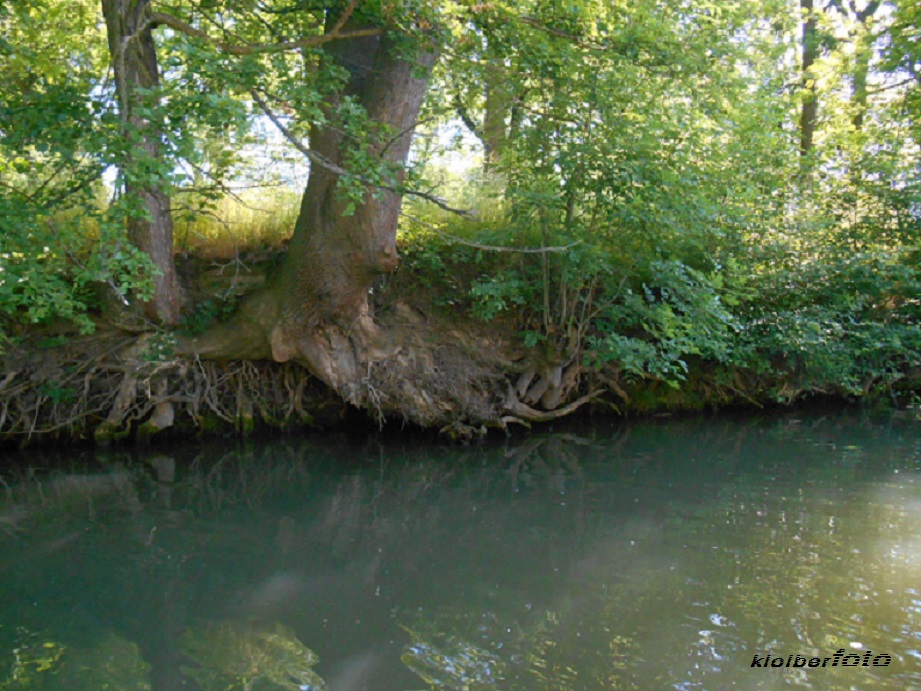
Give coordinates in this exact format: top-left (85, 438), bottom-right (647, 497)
top-left (173, 186), bottom-right (301, 258)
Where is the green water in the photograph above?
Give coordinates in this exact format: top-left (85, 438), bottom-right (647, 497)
top-left (2, 411), bottom-right (921, 690)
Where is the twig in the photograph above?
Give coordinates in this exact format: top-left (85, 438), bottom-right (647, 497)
top-left (401, 211), bottom-right (581, 254)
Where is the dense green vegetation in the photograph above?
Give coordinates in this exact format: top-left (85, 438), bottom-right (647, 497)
top-left (2, 0), bottom-right (920, 435)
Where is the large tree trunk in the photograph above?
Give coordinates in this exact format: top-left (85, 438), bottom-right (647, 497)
top-left (265, 24), bottom-right (436, 400)
top-left (187, 13), bottom-right (596, 431)
top-left (189, 16), bottom-right (469, 425)
top-left (102, 0), bottom-right (183, 325)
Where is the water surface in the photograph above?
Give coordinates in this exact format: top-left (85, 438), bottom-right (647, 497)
top-left (2, 411), bottom-right (920, 689)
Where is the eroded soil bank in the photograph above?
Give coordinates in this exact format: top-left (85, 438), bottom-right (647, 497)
top-left (2, 253), bottom-right (919, 447)
top-left (2, 324), bottom-right (918, 448)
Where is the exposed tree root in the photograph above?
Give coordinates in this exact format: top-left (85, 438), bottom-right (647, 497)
top-left (181, 288), bottom-right (605, 437)
top-left (1, 303), bottom-right (833, 446)
top-left (0, 310), bottom-right (605, 444)
top-left (0, 332), bottom-right (343, 445)
top-left (502, 389), bottom-right (603, 427)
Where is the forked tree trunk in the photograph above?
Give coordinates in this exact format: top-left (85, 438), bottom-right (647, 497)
top-left (102, 0), bottom-right (183, 325)
top-left (189, 18), bottom-right (455, 419)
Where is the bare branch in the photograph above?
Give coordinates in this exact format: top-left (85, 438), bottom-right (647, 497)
top-left (250, 89), bottom-right (349, 173)
top-left (250, 89), bottom-right (477, 219)
top-left (517, 14), bottom-right (584, 41)
top-left (867, 77), bottom-right (915, 95)
top-left (400, 190), bottom-right (476, 218)
top-left (453, 94), bottom-right (482, 138)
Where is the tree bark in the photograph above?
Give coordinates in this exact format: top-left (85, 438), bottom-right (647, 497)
top-left (799, 0), bottom-right (818, 162)
top-left (851, 1), bottom-right (881, 132)
top-left (482, 59), bottom-right (513, 169)
top-left (102, 0), bottom-right (183, 325)
top-left (188, 12), bottom-right (593, 430)
top-left (266, 22), bottom-right (434, 390)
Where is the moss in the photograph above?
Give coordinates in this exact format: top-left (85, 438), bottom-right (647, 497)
top-left (93, 421), bottom-right (131, 446)
top-left (135, 421), bottom-right (161, 444)
top-left (199, 414), bottom-right (227, 434)
top-left (237, 414), bottom-right (255, 436)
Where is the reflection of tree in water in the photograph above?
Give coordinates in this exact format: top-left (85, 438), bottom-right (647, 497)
top-left (3, 414), bottom-right (919, 690)
top-left (505, 434), bottom-right (588, 496)
top-left (1, 622), bottom-right (327, 691)
top-left (0, 428), bottom-right (697, 691)
top-left (0, 447), bottom-right (315, 691)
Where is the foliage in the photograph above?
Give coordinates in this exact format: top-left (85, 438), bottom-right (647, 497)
top-left (0, 0), bottom-right (156, 335)
top-left (4, 0), bottom-right (921, 406)
top-left (399, 0), bottom-right (921, 402)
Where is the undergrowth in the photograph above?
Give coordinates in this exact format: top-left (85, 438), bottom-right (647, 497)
top-left (395, 180), bottom-right (921, 408)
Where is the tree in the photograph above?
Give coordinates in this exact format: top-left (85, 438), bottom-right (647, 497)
top-left (799, 0), bottom-right (819, 161)
top-left (264, 14), bottom-right (437, 397)
top-left (447, 12), bottom-right (526, 172)
top-left (187, 2), bottom-right (474, 424)
top-left (190, 0), bottom-right (784, 424)
top-left (0, 0), bottom-right (159, 336)
top-left (7, 0), bottom-right (921, 439)
top-left (102, 0), bottom-right (184, 325)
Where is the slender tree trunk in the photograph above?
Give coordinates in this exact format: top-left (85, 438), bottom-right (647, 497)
top-left (452, 45), bottom-right (518, 173)
top-left (851, 1), bottom-right (880, 132)
top-left (799, 0), bottom-right (818, 162)
top-left (852, 41), bottom-right (870, 131)
top-left (102, 0), bottom-right (183, 325)
top-left (482, 59), bottom-right (512, 169)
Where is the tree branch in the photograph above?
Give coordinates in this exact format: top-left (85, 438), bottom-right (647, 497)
top-left (250, 89), bottom-right (476, 219)
top-left (329, 0), bottom-right (360, 36)
top-left (400, 210), bottom-right (581, 254)
top-left (453, 94), bottom-right (482, 138)
top-left (867, 77), bottom-right (915, 95)
top-left (148, 11), bottom-right (382, 55)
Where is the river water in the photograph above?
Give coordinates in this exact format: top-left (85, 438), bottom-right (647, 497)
top-left (1, 410), bottom-right (920, 690)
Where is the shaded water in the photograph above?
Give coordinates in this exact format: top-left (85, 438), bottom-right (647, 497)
top-left (2, 411), bottom-right (921, 690)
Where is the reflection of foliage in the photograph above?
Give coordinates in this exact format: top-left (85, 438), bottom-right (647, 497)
top-left (0, 629), bottom-right (150, 690)
top-left (0, 631), bottom-right (65, 689)
top-left (402, 624), bottom-right (507, 689)
top-left (400, 608), bottom-right (633, 690)
top-left (180, 621), bottom-right (326, 691)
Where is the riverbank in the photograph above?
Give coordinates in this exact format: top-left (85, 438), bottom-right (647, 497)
top-left (2, 322), bottom-right (917, 448)
top-left (3, 237), bottom-right (920, 447)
